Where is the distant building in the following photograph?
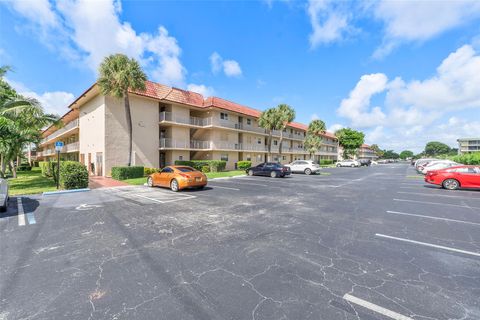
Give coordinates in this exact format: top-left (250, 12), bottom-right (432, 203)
top-left (357, 144), bottom-right (378, 161)
top-left (457, 138), bottom-right (480, 154)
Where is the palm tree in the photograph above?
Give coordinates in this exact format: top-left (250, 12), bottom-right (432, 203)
top-left (97, 54), bottom-right (146, 166)
top-left (307, 119), bottom-right (326, 136)
top-left (276, 104), bottom-right (295, 156)
top-left (258, 108), bottom-right (282, 161)
top-left (304, 134), bottom-right (322, 160)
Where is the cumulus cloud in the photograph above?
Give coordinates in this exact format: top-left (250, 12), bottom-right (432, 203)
top-left (310, 113), bottom-right (319, 121)
top-left (328, 123), bottom-right (343, 133)
top-left (209, 52), bottom-right (242, 77)
top-left (186, 83), bottom-right (215, 97)
top-left (6, 78), bottom-right (75, 116)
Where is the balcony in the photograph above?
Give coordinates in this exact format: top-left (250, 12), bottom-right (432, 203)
top-left (160, 138), bottom-right (212, 150)
top-left (217, 120), bottom-right (266, 134)
top-left (41, 119), bottom-right (79, 144)
top-left (159, 111), bottom-right (212, 127)
top-left (63, 141), bottom-right (79, 153)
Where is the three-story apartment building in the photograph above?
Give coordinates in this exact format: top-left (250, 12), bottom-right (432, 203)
top-left (37, 81), bottom-right (339, 176)
top-left (357, 144), bottom-right (378, 161)
top-left (457, 138), bottom-right (480, 154)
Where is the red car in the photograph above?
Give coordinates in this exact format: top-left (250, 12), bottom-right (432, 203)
top-left (425, 165), bottom-right (480, 190)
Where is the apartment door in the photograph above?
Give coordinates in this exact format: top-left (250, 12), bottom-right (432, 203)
top-left (96, 152), bottom-right (103, 176)
top-left (159, 152), bottom-right (166, 168)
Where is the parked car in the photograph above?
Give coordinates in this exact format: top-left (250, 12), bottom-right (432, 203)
top-left (0, 178), bottom-right (9, 212)
top-left (336, 160), bottom-right (360, 167)
top-left (377, 159), bottom-right (389, 164)
top-left (421, 160), bottom-right (458, 174)
top-left (414, 158), bottom-right (437, 170)
top-left (425, 165), bottom-right (480, 190)
top-left (246, 162), bottom-right (291, 178)
top-left (358, 159), bottom-right (371, 167)
top-left (371, 160), bottom-right (378, 165)
top-left (284, 160), bottom-right (320, 175)
top-left (147, 166), bottom-right (207, 192)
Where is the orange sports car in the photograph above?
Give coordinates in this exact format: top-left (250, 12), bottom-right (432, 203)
top-left (147, 166), bottom-right (207, 192)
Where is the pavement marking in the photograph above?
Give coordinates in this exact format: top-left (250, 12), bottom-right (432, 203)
top-left (17, 198), bottom-right (26, 226)
top-left (209, 185), bottom-right (240, 191)
top-left (343, 294), bottom-right (413, 320)
top-left (132, 193), bottom-right (195, 204)
top-left (26, 212), bottom-right (36, 225)
top-left (375, 233), bottom-right (480, 258)
top-left (386, 210), bottom-right (480, 226)
top-left (393, 198), bottom-right (480, 210)
top-left (397, 191), bottom-right (480, 200)
top-left (76, 204), bottom-right (103, 211)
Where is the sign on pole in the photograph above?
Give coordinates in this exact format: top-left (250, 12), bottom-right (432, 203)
top-left (55, 141), bottom-right (64, 151)
top-left (55, 141), bottom-right (63, 189)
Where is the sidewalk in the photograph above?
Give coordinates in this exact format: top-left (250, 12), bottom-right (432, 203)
top-left (88, 176), bottom-right (129, 189)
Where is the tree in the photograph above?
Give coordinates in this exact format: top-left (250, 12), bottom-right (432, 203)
top-left (304, 134), bottom-right (322, 160)
top-left (98, 54), bottom-right (147, 166)
top-left (335, 128), bottom-right (364, 159)
top-left (383, 150), bottom-right (400, 159)
top-left (399, 150), bottom-right (414, 160)
top-left (308, 119), bottom-right (326, 136)
top-left (276, 104), bottom-right (295, 156)
top-left (424, 141), bottom-right (451, 156)
top-left (258, 107), bottom-right (282, 161)
top-left (370, 144), bottom-right (384, 158)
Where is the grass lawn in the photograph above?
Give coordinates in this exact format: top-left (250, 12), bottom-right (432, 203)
top-left (206, 170), bottom-right (245, 179)
top-left (123, 176), bottom-right (148, 185)
top-left (7, 167), bottom-right (58, 196)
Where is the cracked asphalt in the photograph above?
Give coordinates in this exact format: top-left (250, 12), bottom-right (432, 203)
top-left (1, 163), bottom-right (479, 320)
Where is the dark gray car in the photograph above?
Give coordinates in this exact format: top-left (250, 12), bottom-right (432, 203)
top-left (0, 178), bottom-right (9, 212)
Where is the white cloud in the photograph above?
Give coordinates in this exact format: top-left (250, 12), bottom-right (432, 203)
top-left (310, 113), bottom-right (319, 121)
top-left (373, 0), bottom-right (480, 58)
top-left (307, 0), bottom-right (352, 48)
top-left (328, 123), bottom-right (343, 133)
top-left (7, 0), bottom-right (187, 87)
top-left (6, 78), bottom-right (75, 116)
top-left (209, 52), bottom-right (242, 77)
top-left (186, 83), bottom-right (215, 97)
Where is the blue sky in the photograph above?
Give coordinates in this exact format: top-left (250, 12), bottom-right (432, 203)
top-left (1, 0), bottom-right (480, 152)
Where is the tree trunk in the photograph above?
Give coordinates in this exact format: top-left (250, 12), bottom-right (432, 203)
top-left (9, 160), bottom-right (16, 178)
top-left (124, 93), bottom-right (133, 166)
top-left (279, 130), bottom-right (284, 156)
top-left (267, 131), bottom-right (273, 162)
top-left (0, 154), bottom-right (4, 178)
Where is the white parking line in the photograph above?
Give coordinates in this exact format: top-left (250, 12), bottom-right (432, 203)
top-left (397, 191), bottom-right (480, 200)
top-left (209, 185), bottom-right (240, 191)
top-left (17, 198), bottom-right (26, 226)
top-left (343, 294), bottom-right (413, 320)
top-left (375, 233), bottom-right (480, 258)
top-left (132, 193), bottom-right (195, 204)
top-left (393, 198), bottom-right (480, 210)
top-left (386, 210), bottom-right (480, 226)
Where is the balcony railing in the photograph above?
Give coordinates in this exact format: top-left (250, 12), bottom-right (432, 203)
top-left (160, 138), bottom-right (212, 150)
top-left (217, 120), bottom-right (266, 134)
top-left (41, 119), bottom-right (79, 144)
top-left (64, 141), bottom-right (79, 152)
top-left (159, 111), bottom-right (212, 127)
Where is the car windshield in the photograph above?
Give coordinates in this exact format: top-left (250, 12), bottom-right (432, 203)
top-left (176, 166), bottom-right (196, 172)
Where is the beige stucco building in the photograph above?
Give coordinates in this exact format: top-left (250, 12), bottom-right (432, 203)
top-left (37, 81), bottom-right (339, 176)
top-left (457, 138), bottom-right (480, 154)
top-left (357, 144), bottom-right (378, 161)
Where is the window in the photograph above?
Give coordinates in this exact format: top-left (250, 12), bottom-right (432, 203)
top-left (177, 167), bottom-right (195, 172)
top-left (220, 112), bottom-right (228, 120)
top-left (282, 156), bottom-right (286, 160)
top-left (257, 154), bottom-right (263, 161)
top-left (246, 154), bottom-right (251, 161)
top-left (257, 138), bottom-right (262, 144)
top-left (179, 155), bottom-right (183, 160)
top-left (161, 167), bottom-right (173, 173)
top-left (221, 154), bottom-right (229, 161)
top-left (273, 140), bottom-right (278, 146)
top-left (247, 119), bottom-right (252, 125)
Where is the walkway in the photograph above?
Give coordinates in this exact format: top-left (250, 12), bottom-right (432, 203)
top-left (88, 176), bottom-right (129, 189)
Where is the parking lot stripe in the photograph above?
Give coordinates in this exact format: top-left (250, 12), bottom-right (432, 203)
top-left (343, 294), bottom-right (413, 320)
top-left (393, 198), bottom-right (480, 210)
top-left (209, 185), bottom-right (240, 191)
top-left (132, 193), bottom-right (195, 204)
top-left (26, 212), bottom-right (36, 225)
top-left (375, 233), bottom-right (480, 258)
top-left (386, 210), bottom-right (480, 226)
top-left (397, 191), bottom-right (480, 200)
top-left (17, 198), bottom-right (26, 226)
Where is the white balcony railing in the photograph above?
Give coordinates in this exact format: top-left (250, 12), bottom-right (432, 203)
top-left (41, 119), bottom-right (79, 144)
top-left (64, 141), bottom-right (79, 152)
top-left (159, 111), bottom-right (212, 127)
top-left (160, 138), bottom-right (211, 150)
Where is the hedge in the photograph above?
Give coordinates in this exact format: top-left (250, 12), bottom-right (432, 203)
top-left (452, 152), bottom-right (480, 165)
top-left (39, 161), bottom-right (54, 177)
top-left (174, 160), bottom-right (226, 172)
top-left (237, 161), bottom-right (251, 170)
top-left (144, 167), bottom-right (159, 176)
top-left (320, 159), bottom-right (334, 165)
top-left (17, 165), bottom-right (32, 171)
top-left (59, 161), bottom-right (88, 189)
top-left (111, 166), bottom-right (144, 180)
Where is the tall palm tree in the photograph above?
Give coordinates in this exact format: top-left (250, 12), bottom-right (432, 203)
top-left (304, 133), bottom-right (322, 160)
top-left (258, 108), bottom-right (282, 162)
top-left (276, 104), bottom-right (295, 156)
top-left (97, 54), bottom-right (146, 166)
top-left (307, 119), bottom-right (326, 136)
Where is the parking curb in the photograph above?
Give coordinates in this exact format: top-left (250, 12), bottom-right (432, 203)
top-left (43, 188), bottom-right (91, 196)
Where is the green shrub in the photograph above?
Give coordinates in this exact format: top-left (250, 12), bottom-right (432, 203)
top-left (17, 165), bottom-right (32, 171)
top-left (174, 160), bottom-right (227, 172)
top-left (111, 166), bottom-right (144, 180)
top-left (39, 161), bottom-right (52, 177)
top-left (320, 159), bottom-right (334, 165)
top-left (237, 161), bottom-right (252, 170)
top-left (201, 165), bottom-right (210, 173)
top-left (452, 152), bottom-right (480, 165)
top-left (59, 161), bottom-right (88, 189)
top-left (144, 167), bottom-right (159, 176)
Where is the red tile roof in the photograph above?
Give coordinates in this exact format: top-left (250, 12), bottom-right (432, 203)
top-left (204, 97), bottom-right (262, 118)
top-left (361, 144), bottom-right (371, 148)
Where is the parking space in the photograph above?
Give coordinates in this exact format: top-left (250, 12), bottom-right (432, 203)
top-left (1, 163), bottom-right (479, 320)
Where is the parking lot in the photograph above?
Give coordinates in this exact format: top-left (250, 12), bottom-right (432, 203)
top-left (1, 163), bottom-right (479, 320)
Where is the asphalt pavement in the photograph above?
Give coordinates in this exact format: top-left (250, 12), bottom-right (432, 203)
top-left (1, 163), bottom-right (479, 320)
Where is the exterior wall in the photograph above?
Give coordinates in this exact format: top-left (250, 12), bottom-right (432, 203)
top-left (104, 94), bottom-right (159, 176)
top-left (166, 150), bottom-right (190, 164)
top-left (212, 151), bottom-right (238, 170)
top-left (79, 94), bottom-right (105, 174)
top-left (458, 138), bottom-right (480, 154)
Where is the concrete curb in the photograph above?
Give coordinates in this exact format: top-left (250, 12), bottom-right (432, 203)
top-left (43, 188), bottom-right (90, 196)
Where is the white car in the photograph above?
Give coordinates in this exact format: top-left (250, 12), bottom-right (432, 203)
top-left (336, 160), bottom-right (360, 167)
top-left (0, 178), bottom-right (9, 212)
top-left (421, 160), bottom-right (459, 174)
top-left (285, 160), bottom-right (321, 175)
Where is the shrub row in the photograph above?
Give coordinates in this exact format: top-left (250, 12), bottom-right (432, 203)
top-left (452, 152), bottom-right (480, 165)
top-left (144, 167), bottom-right (159, 176)
top-left (39, 161), bottom-right (88, 189)
top-left (319, 159), bottom-right (334, 165)
top-left (174, 160), bottom-right (226, 172)
top-left (237, 161), bottom-right (251, 170)
top-left (39, 161), bottom-right (54, 177)
top-left (17, 164), bottom-right (32, 171)
top-left (111, 166), bottom-right (144, 180)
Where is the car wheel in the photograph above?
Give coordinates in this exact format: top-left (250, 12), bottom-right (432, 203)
top-left (248, 170), bottom-right (254, 176)
top-left (270, 171), bottom-right (277, 178)
top-left (147, 176), bottom-right (154, 187)
top-left (304, 168), bottom-right (312, 175)
top-left (0, 198), bottom-right (6, 213)
top-left (336, 164), bottom-right (341, 167)
top-left (442, 179), bottom-right (460, 190)
top-left (170, 179), bottom-right (179, 192)
top-left (351, 164), bottom-right (355, 167)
